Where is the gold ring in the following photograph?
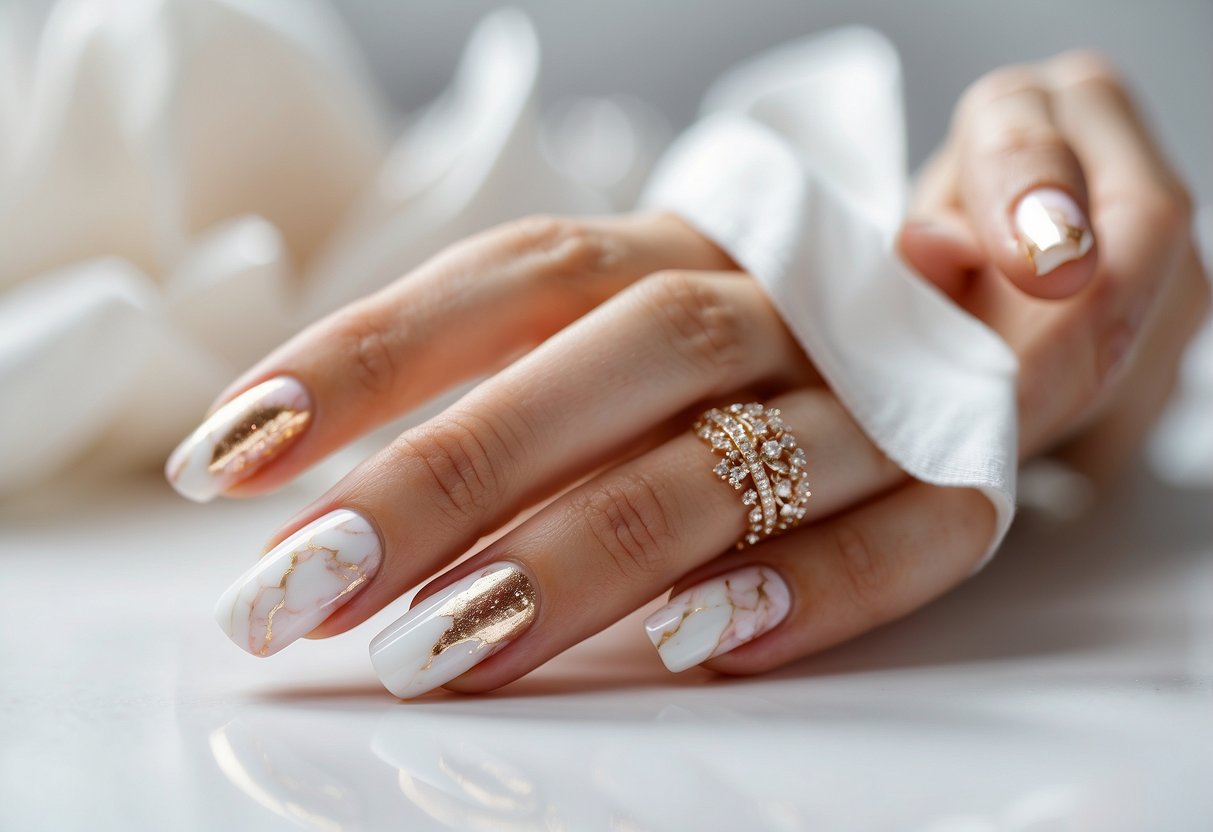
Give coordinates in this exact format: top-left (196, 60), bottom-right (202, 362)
top-left (694, 402), bottom-right (811, 548)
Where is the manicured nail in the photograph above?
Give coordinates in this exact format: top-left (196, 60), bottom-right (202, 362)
top-left (1014, 187), bottom-right (1094, 276)
top-left (645, 565), bottom-right (790, 673)
top-left (370, 562), bottom-right (537, 699)
top-left (166, 376), bottom-right (311, 502)
top-left (215, 509), bottom-right (381, 657)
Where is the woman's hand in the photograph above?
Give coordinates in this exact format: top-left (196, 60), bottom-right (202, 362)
top-left (173, 52), bottom-right (1206, 698)
top-left (175, 201), bottom-right (966, 692)
top-left (172, 210), bottom-right (993, 695)
top-left (900, 51), bottom-right (1209, 469)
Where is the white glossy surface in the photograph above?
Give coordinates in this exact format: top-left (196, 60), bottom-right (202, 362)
top-left (1, 460), bottom-right (1211, 830)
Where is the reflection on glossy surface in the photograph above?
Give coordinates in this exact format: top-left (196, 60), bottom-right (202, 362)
top-left (375, 724), bottom-right (543, 830)
top-left (209, 720), bottom-right (361, 831)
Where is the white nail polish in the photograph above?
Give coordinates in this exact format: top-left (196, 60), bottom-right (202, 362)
top-left (166, 376), bottom-right (311, 502)
top-left (644, 565), bottom-right (790, 673)
top-left (1014, 187), bottom-right (1094, 276)
top-left (215, 509), bottom-right (381, 657)
top-left (370, 562), bottom-right (537, 699)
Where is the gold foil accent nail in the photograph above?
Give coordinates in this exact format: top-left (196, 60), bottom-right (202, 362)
top-left (425, 568), bottom-right (536, 669)
top-left (209, 406), bottom-right (311, 475)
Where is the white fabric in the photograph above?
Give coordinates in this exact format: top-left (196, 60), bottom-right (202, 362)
top-left (0, 2), bottom-right (619, 492)
top-left (643, 28), bottom-right (1020, 570)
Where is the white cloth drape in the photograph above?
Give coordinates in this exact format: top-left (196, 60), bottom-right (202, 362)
top-left (642, 28), bottom-right (1020, 570)
top-left (0, 2), bottom-right (612, 491)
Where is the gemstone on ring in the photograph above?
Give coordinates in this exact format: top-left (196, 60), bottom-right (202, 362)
top-left (693, 403), bottom-right (812, 549)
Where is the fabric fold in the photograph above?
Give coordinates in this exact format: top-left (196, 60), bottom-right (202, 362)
top-left (643, 28), bottom-right (1019, 571)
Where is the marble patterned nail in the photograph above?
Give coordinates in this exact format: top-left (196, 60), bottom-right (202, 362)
top-left (215, 509), bottom-right (381, 657)
top-left (166, 376), bottom-right (311, 502)
top-left (1014, 187), bottom-right (1094, 276)
top-left (370, 562), bottom-right (537, 699)
top-left (645, 565), bottom-right (790, 673)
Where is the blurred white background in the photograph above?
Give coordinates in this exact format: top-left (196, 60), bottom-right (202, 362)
top-left (332, 0), bottom-right (1212, 201)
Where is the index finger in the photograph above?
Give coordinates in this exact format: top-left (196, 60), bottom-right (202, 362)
top-left (165, 213), bottom-right (731, 502)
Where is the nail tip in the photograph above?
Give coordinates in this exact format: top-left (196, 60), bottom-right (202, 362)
top-left (660, 656), bottom-right (697, 674)
top-left (174, 483), bottom-right (219, 503)
top-left (1030, 230), bottom-right (1094, 277)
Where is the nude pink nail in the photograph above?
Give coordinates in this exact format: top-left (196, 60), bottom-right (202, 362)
top-left (644, 565), bottom-right (791, 672)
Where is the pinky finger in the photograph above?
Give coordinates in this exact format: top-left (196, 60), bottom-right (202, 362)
top-left (645, 482), bottom-right (995, 675)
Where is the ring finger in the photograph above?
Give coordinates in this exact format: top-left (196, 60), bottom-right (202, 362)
top-left (367, 386), bottom-right (905, 698)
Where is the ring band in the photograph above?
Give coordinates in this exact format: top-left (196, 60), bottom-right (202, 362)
top-left (694, 402), bottom-right (811, 548)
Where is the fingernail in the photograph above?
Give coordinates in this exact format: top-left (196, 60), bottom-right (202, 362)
top-left (645, 565), bottom-right (790, 673)
top-left (215, 509), bottom-right (381, 657)
top-left (166, 376), bottom-right (312, 502)
top-left (369, 562), bottom-right (537, 699)
top-left (1014, 187), bottom-right (1094, 276)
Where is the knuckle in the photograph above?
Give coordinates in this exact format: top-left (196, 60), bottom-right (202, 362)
top-left (397, 413), bottom-right (510, 525)
top-left (828, 522), bottom-right (892, 619)
top-left (501, 214), bottom-right (614, 280)
top-left (977, 124), bottom-right (1069, 162)
top-left (500, 214), bottom-right (573, 248)
top-left (959, 65), bottom-right (1038, 116)
top-left (334, 306), bottom-right (400, 399)
top-left (574, 473), bottom-right (679, 582)
top-left (637, 270), bottom-right (745, 381)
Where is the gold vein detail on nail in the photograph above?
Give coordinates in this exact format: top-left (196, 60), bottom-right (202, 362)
top-left (213, 509), bottom-right (382, 658)
top-left (425, 568), bottom-right (536, 670)
top-left (253, 544), bottom-right (369, 656)
top-left (644, 565), bottom-right (791, 673)
top-left (1024, 220), bottom-right (1091, 271)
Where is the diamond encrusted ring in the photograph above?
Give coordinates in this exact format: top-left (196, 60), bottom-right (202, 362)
top-left (694, 402), bottom-right (812, 548)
